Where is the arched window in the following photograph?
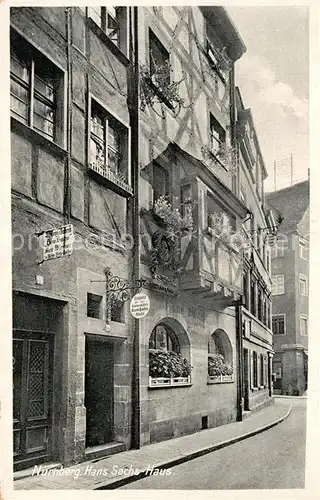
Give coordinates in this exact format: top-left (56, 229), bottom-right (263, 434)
top-left (208, 334), bottom-right (225, 358)
top-left (208, 329), bottom-right (233, 380)
top-left (148, 319), bottom-right (191, 387)
top-left (149, 323), bottom-right (179, 353)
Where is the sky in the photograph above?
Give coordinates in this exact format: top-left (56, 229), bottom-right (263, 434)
top-left (227, 6), bottom-right (309, 192)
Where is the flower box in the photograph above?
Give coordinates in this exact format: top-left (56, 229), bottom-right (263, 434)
top-left (149, 376), bottom-right (191, 388)
top-left (207, 374), bottom-right (234, 384)
top-left (89, 161), bottom-right (133, 196)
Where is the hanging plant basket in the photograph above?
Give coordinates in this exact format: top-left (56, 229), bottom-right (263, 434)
top-left (146, 197), bottom-right (193, 277)
top-left (140, 62), bottom-right (185, 114)
top-left (201, 144), bottom-right (238, 174)
top-left (215, 46), bottom-right (233, 74)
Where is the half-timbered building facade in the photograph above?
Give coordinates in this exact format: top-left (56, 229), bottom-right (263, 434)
top-left (11, 6), bottom-right (274, 469)
top-left (137, 7), bottom-right (273, 445)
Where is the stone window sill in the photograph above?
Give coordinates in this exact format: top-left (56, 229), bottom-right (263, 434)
top-left (207, 375), bottom-right (234, 384)
top-left (11, 116), bottom-right (67, 159)
top-left (148, 376), bottom-right (192, 389)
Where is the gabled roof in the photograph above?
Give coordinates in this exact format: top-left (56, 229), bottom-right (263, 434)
top-left (265, 180), bottom-right (309, 233)
top-left (200, 7), bottom-right (247, 62)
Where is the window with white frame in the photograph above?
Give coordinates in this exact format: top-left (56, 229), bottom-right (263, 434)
top-left (206, 192), bottom-right (236, 232)
top-left (209, 114), bottom-right (225, 155)
top-left (259, 354), bottom-right (264, 387)
top-left (300, 315), bottom-right (308, 336)
top-left (299, 274), bottom-right (308, 296)
top-left (10, 30), bottom-right (64, 144)
top-left (272, 314), bottom-right (286, 335)
top-left (299, 239), bottom-right (308, 260)
top-left (271, 241), bottom-right (286, 259)
top-left (88, 7), bottom-right (122, 47)
top-left (271, 275), bottom-right (285, 295)
top-left (89, 99), bottom-right (131, 194)
top-left (148, 322), bottom-right (191, 386)
top-left (149, 323), bottom-right (179, 352)
top-left (208, 329), bottom-right (233, 379)
top-left (252, 351), bottom-right (258, 388)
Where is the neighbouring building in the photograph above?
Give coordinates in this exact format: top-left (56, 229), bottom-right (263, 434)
top-left (266, 181), bottom-right (309, 395)
top-left (11, 6), bottom-right (134, 470)
top-left (235, 88), bottom-right (274, 413)
top-left (11, 6), bottom-right (274, 471)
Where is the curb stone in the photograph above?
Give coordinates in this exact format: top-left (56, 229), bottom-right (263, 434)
top-left (94, 404), bottom-right (292, 490)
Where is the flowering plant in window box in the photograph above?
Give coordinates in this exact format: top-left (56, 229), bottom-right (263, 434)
top-left (140, 62), bottom-right (185, 113)
top-left (201, 144), bottom-right (237, 174)
top-left (208, 213), bottom-right (248, 253)
top-left (153, 196), bottom-right (193, 236)
top-left (149, 350), bottom-right (192, 387)
top-left (148, 196), bottom-right (193, 275)
top-left (208, 213), bottom-right (232, 239)
top-left (214, 46), bottom-right (233, 74)
top-left (208, 353), bottom-right (233, 376)
top-left (229, 232), bottom-right (249, 253)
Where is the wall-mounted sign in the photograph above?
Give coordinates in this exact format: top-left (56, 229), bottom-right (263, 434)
top-left (265, 234), bottom-right (278, 247)
top-left (130, 293), bottom-right (150, 319)
top-left (39, 224), bottom-right (74, 261)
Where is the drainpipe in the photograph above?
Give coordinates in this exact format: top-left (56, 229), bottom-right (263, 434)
top-left (235, 298), bottom-right (244, 421)
top-left (229, 64), bottom-right (238, 196)
top-left (65, 7), bottom-right (72, 223)
top-left (231, 58), bottom-right (244, 419)
top-left (130, 6), bottom-right (141, 450)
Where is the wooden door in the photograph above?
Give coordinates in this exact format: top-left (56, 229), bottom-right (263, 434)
top-left (85, 336), bottom-right (114, 447)
top-left (13, 331), bottom-right (54, 470)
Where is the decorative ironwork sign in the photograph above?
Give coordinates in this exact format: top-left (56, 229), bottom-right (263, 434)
top-left (105, 268), bottom-right (140, 303)
top-left (91, 268), bottom-right (177, 329)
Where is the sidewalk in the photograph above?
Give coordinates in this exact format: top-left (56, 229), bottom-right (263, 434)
top-left (14, 400), bottom-right (291, 490)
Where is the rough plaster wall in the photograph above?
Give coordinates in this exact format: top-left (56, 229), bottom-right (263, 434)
top-left (139, 291), bottom-right (238, 443)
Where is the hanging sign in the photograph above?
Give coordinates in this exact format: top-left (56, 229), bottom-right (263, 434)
top-left (265, 233), bottom-right (278, 247)
top-left (39, 224), bottom-right (74, 261)
top-left (130, 293), bottom-right (150, 319)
